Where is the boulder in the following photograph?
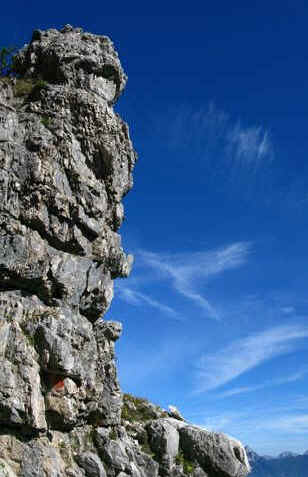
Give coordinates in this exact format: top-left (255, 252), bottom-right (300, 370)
top-left (180, 426), bottom-right (250, 477)
top-left (168, 405), bottom-right (185, 421)
top-left (147, 418), bottom-right (180, 471)
top-left (75, 452), bottom-right (106, 477)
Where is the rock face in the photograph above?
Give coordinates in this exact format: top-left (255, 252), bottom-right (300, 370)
top-left (0, 26), bottom-right (250, 477)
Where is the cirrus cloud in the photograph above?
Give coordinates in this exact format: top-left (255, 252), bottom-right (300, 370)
top-left (195, 324), bottom-right (308, 392)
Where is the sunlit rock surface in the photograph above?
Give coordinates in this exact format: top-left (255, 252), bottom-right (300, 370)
top-left (0, 25), bottom-right (250, 477)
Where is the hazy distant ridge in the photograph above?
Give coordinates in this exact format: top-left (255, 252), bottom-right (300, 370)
top-left (245, 446), bottom-right (308, 477)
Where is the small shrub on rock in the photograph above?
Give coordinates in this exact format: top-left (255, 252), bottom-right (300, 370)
top-left (175, 451), bottom-right (195, 475)
top-left (0, 46), bottom-right (16, 76)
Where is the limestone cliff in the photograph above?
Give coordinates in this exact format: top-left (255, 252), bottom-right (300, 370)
top-left (0, 26), bottom-right (250, 477)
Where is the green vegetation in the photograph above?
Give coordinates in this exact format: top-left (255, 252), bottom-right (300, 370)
top-left (133, 427), bottom-right (155, 457)
top-left (122, 394), bottom-right (153, 423)
top-left (0, 45), bottom-right (48, 99)
top-left (20, 325), bottom-right (35, 348)
top-left (0, 76), bottom-right (48, 101)
top-left (121, 393), bottom-right (167, 423)
top-left (109, 427), bottom-right (117, 440)
top-left (34, 79), bottom-right (47, 89)
top-left (40, 116), bottom-right (51, 128)
top-left (175, 451), bottom-right (196, 475)
top-left (141, 440), bottom-right (155, 457)
top-left (0, 46), bottom-right (16, 76)
top-left (14, 79), bottom-right (35, 97)
top-left (0, 76), bottom-right (11, 85)
top-left (15, 78), bottom-right (47, 99)
top-left (24, 332), bottom-right (35, 347)
top-left (70, 435), bottom-right (80, 452)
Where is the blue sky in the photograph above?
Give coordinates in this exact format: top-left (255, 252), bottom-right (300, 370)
top-left (2, 0), bottom-right (308, 456)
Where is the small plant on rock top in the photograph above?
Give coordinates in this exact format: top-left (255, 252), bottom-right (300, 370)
top-left (109, 427), bottom-right (117, 440)
top-left (40, 116), bottom-right (51, 128)
top-left (0, 46), bottom-right (16, 76)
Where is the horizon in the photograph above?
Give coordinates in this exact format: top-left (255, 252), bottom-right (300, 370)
top-left (2, 0), bottom-right (308, 456)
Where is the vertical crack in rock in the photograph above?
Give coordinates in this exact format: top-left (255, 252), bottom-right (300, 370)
top-left (0, 25), bottom-right (250, 477)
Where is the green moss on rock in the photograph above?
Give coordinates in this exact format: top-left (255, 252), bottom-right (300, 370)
top-left (176, 451), bottom-right (196, 475)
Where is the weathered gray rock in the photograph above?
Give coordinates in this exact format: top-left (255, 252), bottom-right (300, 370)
top-left (0, 24), bottom-right (249, 477)
top-left (94, 426), bottom-right (159, 477)
top-left (144, 418), bottom-right (250, 477)
top-left (0, 23), bottom-right (134, 437)
top-left (168, 406), bottom-right (185, 422)
top-left (14, 24), bottom-right (127, 104)
top-left (0, 26), bottom-right (135, 322)
top-left (0, 292), bottom-right (121, 432)
top-left (0, 24), bottom-right (133, 475)
top-left (75, 452), bottom-right (107, 477)
top-left (179, 425), bottom-right (250, 477)
top-left (94, 427), bottom-right (130, 472)
top-left (0, 459), bottom-right (17, 477)
top-left (147, 419), bottom-right (179, 472)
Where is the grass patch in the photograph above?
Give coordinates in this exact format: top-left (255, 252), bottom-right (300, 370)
top-left (0, 76), bottom-right (11, 85)
top-left (0, 46), bottom-right (16, 76)
top-left (34, 79), bottom-right (47, 89)
top-left (14, 78), bottom-right (35, 97)
top-left (176, 451), bottom-right (196, 475)
top-left (20, 325), bottom-right (35, 348)
top-left (0, 77), bottom-right (48, 99)
top-left (86, 427), bottom-right (95, 446)
top-left (122, 393), bottom-right (163, 423)
top-left (141, 441), bottom-right (155, 457)
top-left (109, 427), bottom-right (117, 440)
top-left (0, 76), bottom-right (48, 100)
top-left (24, 333), bottom-right (35, 347)
top-left (40, 115), bottom-right (51, 128)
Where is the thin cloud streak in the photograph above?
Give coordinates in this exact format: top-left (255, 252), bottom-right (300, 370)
top-left (116, 242), bottom-right (249, 320)
top-left (138, 242), bottom-right (250, 320)
top-left (195, 324), bottom-right (308, 393)
top-left (217, 368), bottom-right (308, 398)
top-left (263, 415), bottom-right (308, 434)
top-left (117, 286), bottom-right (180, 319)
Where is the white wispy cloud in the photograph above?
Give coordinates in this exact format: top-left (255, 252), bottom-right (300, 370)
top-left (195, 324), bottom-right (308, 392)
top-left (218, 368), bottom-right (308, 398)
top-left (226, 123), bottom-right (274, 166)
top-left (161, 102), bottom-right (274, 167)
top-left (117, 286), bottom-right (180, 319)
top-left (263, 414), bottom-right (308, 434)
top-left (138, 242), bottom-right (250, 320)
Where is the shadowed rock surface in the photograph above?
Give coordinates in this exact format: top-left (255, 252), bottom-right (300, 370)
top-left (0, 25), bottom-right (250, 477)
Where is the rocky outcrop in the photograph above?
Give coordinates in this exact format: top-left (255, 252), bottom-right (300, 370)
top-left (0, 26), bottom-right (250, 477)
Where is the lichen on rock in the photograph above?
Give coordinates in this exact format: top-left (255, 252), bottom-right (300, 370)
top-left (0, 25), bottom-right (250, 477)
